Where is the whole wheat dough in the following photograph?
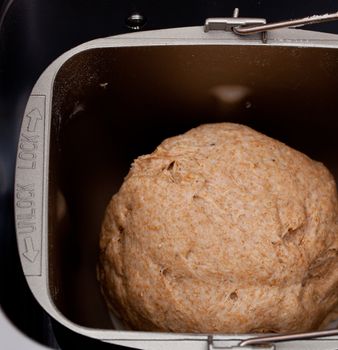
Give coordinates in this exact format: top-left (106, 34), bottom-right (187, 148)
top-left (98, 123), bottom-right (338, 333)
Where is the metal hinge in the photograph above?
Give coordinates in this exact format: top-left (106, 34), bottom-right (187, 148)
top-left (204, 8), bottom-right (338, 43)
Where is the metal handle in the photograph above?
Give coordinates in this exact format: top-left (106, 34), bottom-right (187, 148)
top-left (234, 10), bottom-right (338, 36)
top-left (239, 328), bottom-right (338, 347)
top-left (205, 8), bottom-right (338, 43)
top-left (208, 329), bottom-right (338, 349)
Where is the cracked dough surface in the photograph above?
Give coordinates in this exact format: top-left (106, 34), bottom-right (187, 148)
top-left (98, 123), bottom-right (338, 333)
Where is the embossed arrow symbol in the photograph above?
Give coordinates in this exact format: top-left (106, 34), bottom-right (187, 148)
top-left (26, 108), bottom-right (42, 132)
top-left (23, 236), bottom-right (39, 263)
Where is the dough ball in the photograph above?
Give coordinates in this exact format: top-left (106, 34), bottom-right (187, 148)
top-left (98, 123), bottom-right (338, 333)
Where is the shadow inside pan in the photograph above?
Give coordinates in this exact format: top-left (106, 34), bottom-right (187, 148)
top-left (50, 45), bottom-right (338, 329)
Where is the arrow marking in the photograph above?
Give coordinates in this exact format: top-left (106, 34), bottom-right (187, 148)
top-left (26, 108), bottom-right (42, 132)
top-left (22, 236), bottom-right (39, 263)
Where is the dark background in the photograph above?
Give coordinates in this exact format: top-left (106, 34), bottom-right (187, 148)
top-left (1, 1), bottom-right (338, 348)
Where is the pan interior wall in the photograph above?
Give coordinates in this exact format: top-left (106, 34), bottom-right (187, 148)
top-left (49, 45), bottom-right (338, 329)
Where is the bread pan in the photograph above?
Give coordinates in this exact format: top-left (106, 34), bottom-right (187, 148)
top-left (15, 24), bottom-right (338, 349)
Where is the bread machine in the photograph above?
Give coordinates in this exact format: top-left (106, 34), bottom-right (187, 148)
top-left (13, 7), bottom-right (338, 350)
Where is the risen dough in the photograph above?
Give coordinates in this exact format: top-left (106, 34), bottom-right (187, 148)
top-left (98, 123), bottom-right (338, 333)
